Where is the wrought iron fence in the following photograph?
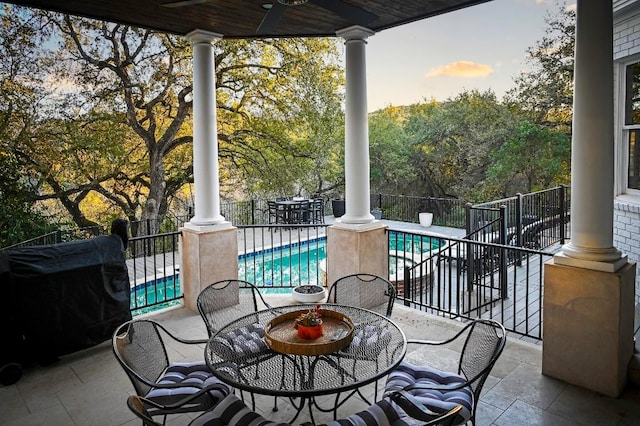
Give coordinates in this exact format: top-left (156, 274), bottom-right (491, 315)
top-left (371, 194), bottom-right (468, 228)
top-left (469, 185), bottom-right (570, 250)
top-left (237, 224), bottom-right (329, 290)
top-left (391, 229), bottom-right (551, 341)
top-left (127, 231), bottom-right (182, 314)
top-left (1, 231), bottom-right (61, 250)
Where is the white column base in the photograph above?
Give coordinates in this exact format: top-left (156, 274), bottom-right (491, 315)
top-left (554, 251), bottom-right (627, 273)
top-left (338, 213), bottom-right (375, 224)
top-left (184, 218), bottom-right (230, 229)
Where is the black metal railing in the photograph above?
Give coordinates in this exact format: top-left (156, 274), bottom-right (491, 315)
top-left (372, 194), bottom-right (467, 228)
top-left (469, 185), bottom-right (570, 250)
top-left (1, 231), bottom-right (61, 250)
top-left (392, 229), bottom-right (552, 340)
top-left (237, 224), bottom-right (329, 290)
top-left (127, 231), bottom-right (182, 314)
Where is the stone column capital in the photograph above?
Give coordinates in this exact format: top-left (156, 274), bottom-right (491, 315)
top-left (186, 29), bottom-right (223, 45)
top-left (336, 25), bottom-right (375, 41)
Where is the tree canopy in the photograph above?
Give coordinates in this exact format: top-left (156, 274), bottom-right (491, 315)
top-left (1, 2), bottom-right (576, 246)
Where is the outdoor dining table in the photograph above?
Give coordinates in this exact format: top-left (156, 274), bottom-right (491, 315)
top-left (275, 199), bottom-right (311, 224)
top-left (204, 303), bottom-right (407, 424)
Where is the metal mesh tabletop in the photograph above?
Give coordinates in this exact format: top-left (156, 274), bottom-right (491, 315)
top-left (204, 304), bottom-right (406, 398)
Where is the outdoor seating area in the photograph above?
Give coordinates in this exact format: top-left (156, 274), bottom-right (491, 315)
top-left (268, 198), bottom-right (325, 225)
top-left (4, 297), bottom-right (640, 426)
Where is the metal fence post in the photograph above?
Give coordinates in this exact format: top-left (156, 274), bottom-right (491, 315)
top-left (251, 199), bottom-right (256, 225)
top-left (465, 203), bottom-right (474, 293)
top-left (499, 205), bottom-right (508, 298)
top-left (559, 185), bottom-right (566, 244)
top-left (403, 266), bottom-right (411, 307)
top-left (515, 193), bottom-right (523, 267)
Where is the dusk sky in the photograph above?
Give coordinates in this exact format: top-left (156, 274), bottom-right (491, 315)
top-left (362, 0), bottom-right (575, 112)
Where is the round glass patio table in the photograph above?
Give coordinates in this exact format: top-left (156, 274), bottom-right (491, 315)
top-left (204, 303), bottom-right (406, 423)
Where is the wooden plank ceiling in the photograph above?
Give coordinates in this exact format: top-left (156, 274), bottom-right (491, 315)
top-left (3, 0), bottom-right (492, 38)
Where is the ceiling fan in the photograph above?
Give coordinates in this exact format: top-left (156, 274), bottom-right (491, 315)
top-left (161, 0), bottom-right (379, 35)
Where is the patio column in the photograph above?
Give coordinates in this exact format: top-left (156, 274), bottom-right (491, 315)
top-left (337, 26), bottom-right (375, 224)
top-left (185, 30), bottom-right (225, 227)
top-left (326, 26), bottom-right (388, 288)
top-left (557, 0), bottom-right (624, 269)
top-left (180, 30), bottom-right (237, 313)
top-left (543, 0), bottom-right (636, 398)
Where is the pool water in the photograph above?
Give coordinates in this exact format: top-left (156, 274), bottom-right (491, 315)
top-left (131, 275), bottom-right (182, 314)
top-left (239, 238), bottom-right (326, 288)
top-left (239, 233), bottom-right (442, 288)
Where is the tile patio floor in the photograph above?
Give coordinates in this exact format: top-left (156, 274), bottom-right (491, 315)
top-left (2, 293), bottom-right (640, 426)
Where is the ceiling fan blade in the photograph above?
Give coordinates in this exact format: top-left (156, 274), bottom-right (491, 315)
top-left (310, 0), bottom-right (378, 25)
top-left (257, 3), bottom-right (287, 35)
top-left (161, 0), bottom-right (211, 8)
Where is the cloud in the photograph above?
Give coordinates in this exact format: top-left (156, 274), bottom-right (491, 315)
top-left (566, 3), bottom-right (576, 12)
top-left (426, 61), bottom-right (493, 78)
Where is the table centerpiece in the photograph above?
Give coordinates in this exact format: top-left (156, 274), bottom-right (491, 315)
top-left (294, 304), bottom-right (323, 339)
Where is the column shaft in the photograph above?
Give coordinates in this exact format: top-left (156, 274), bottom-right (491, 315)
top-left (186, 30), bottom-right (225, 226)
top-left (337, 26), bottom-right (375, 224)
top-left (562, 0), bottom-right (621, 263)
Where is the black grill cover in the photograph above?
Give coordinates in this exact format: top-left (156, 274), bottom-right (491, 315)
top-left (0, 235), bottom-right (131, 368)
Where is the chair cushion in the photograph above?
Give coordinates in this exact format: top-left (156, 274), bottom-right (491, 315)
top-left (320, 399), bottom-right (418, 426)
top-left (384, 362), bottom-right (472, 425)
top-left (340, 324), bottom-right (392, 357)
top-left (190, 394), bottom-right (290, 426)
top-left (146, 361), bottom-right (231, 412)
top-left (208, 323), bottom-right (269, 359)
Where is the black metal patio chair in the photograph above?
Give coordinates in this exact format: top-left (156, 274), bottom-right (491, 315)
top-left (127, 393), bottom-right (290, 426)
top-left (383, 319), bottom-right (506, 426)
top-left (327, 273), bottom-right (396, 318)
top-left (196, 279), bottom-right (272, 337)
top-left (197, 279), bottom-right (277, 409)
top-left (267, 200), bottom-right (287, 225)
top-left (312, 396), bottom-right (462, 425)
top-left (112, 319), bottom-right (231, 418)
top-left (326, 273), bottom-right (397, 404)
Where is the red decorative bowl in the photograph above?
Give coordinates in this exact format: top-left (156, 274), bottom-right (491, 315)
top-left (296, 323), bottom-right (324, 340)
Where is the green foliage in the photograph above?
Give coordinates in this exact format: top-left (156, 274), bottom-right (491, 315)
top-left (2, 5), bottom-right (345, 233)
top-left (0, 152), bottom-right (54, 247)
top-left (403, 90), bottom-right (521, 202)
top-left (486, 121), bottom-right (570, 195)
top-left (368, 106), bottom-right (414, 194)
top-left (507, 1), bottom-right (575, 131)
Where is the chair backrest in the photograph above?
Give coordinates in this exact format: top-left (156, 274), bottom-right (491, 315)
top-left (112, 320), bottom-right (170, 397)
top-left (327, 273), bottom-right (396, 317)
top-left (267, 200), bottom-right (277, 214)
top-left (311, 198), bottom-right (324, 223)
top-left (197, 279), bottom-right (267, 337)
top-left (458, 319), bottom-right (507, 399)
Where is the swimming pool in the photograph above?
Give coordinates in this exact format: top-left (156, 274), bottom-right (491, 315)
top-left (239, 232), bottom-right (443, 288)
top-left (131, 275), bottom-right (182, 314)
top-left (131, 232), bottom-right (444, 313)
